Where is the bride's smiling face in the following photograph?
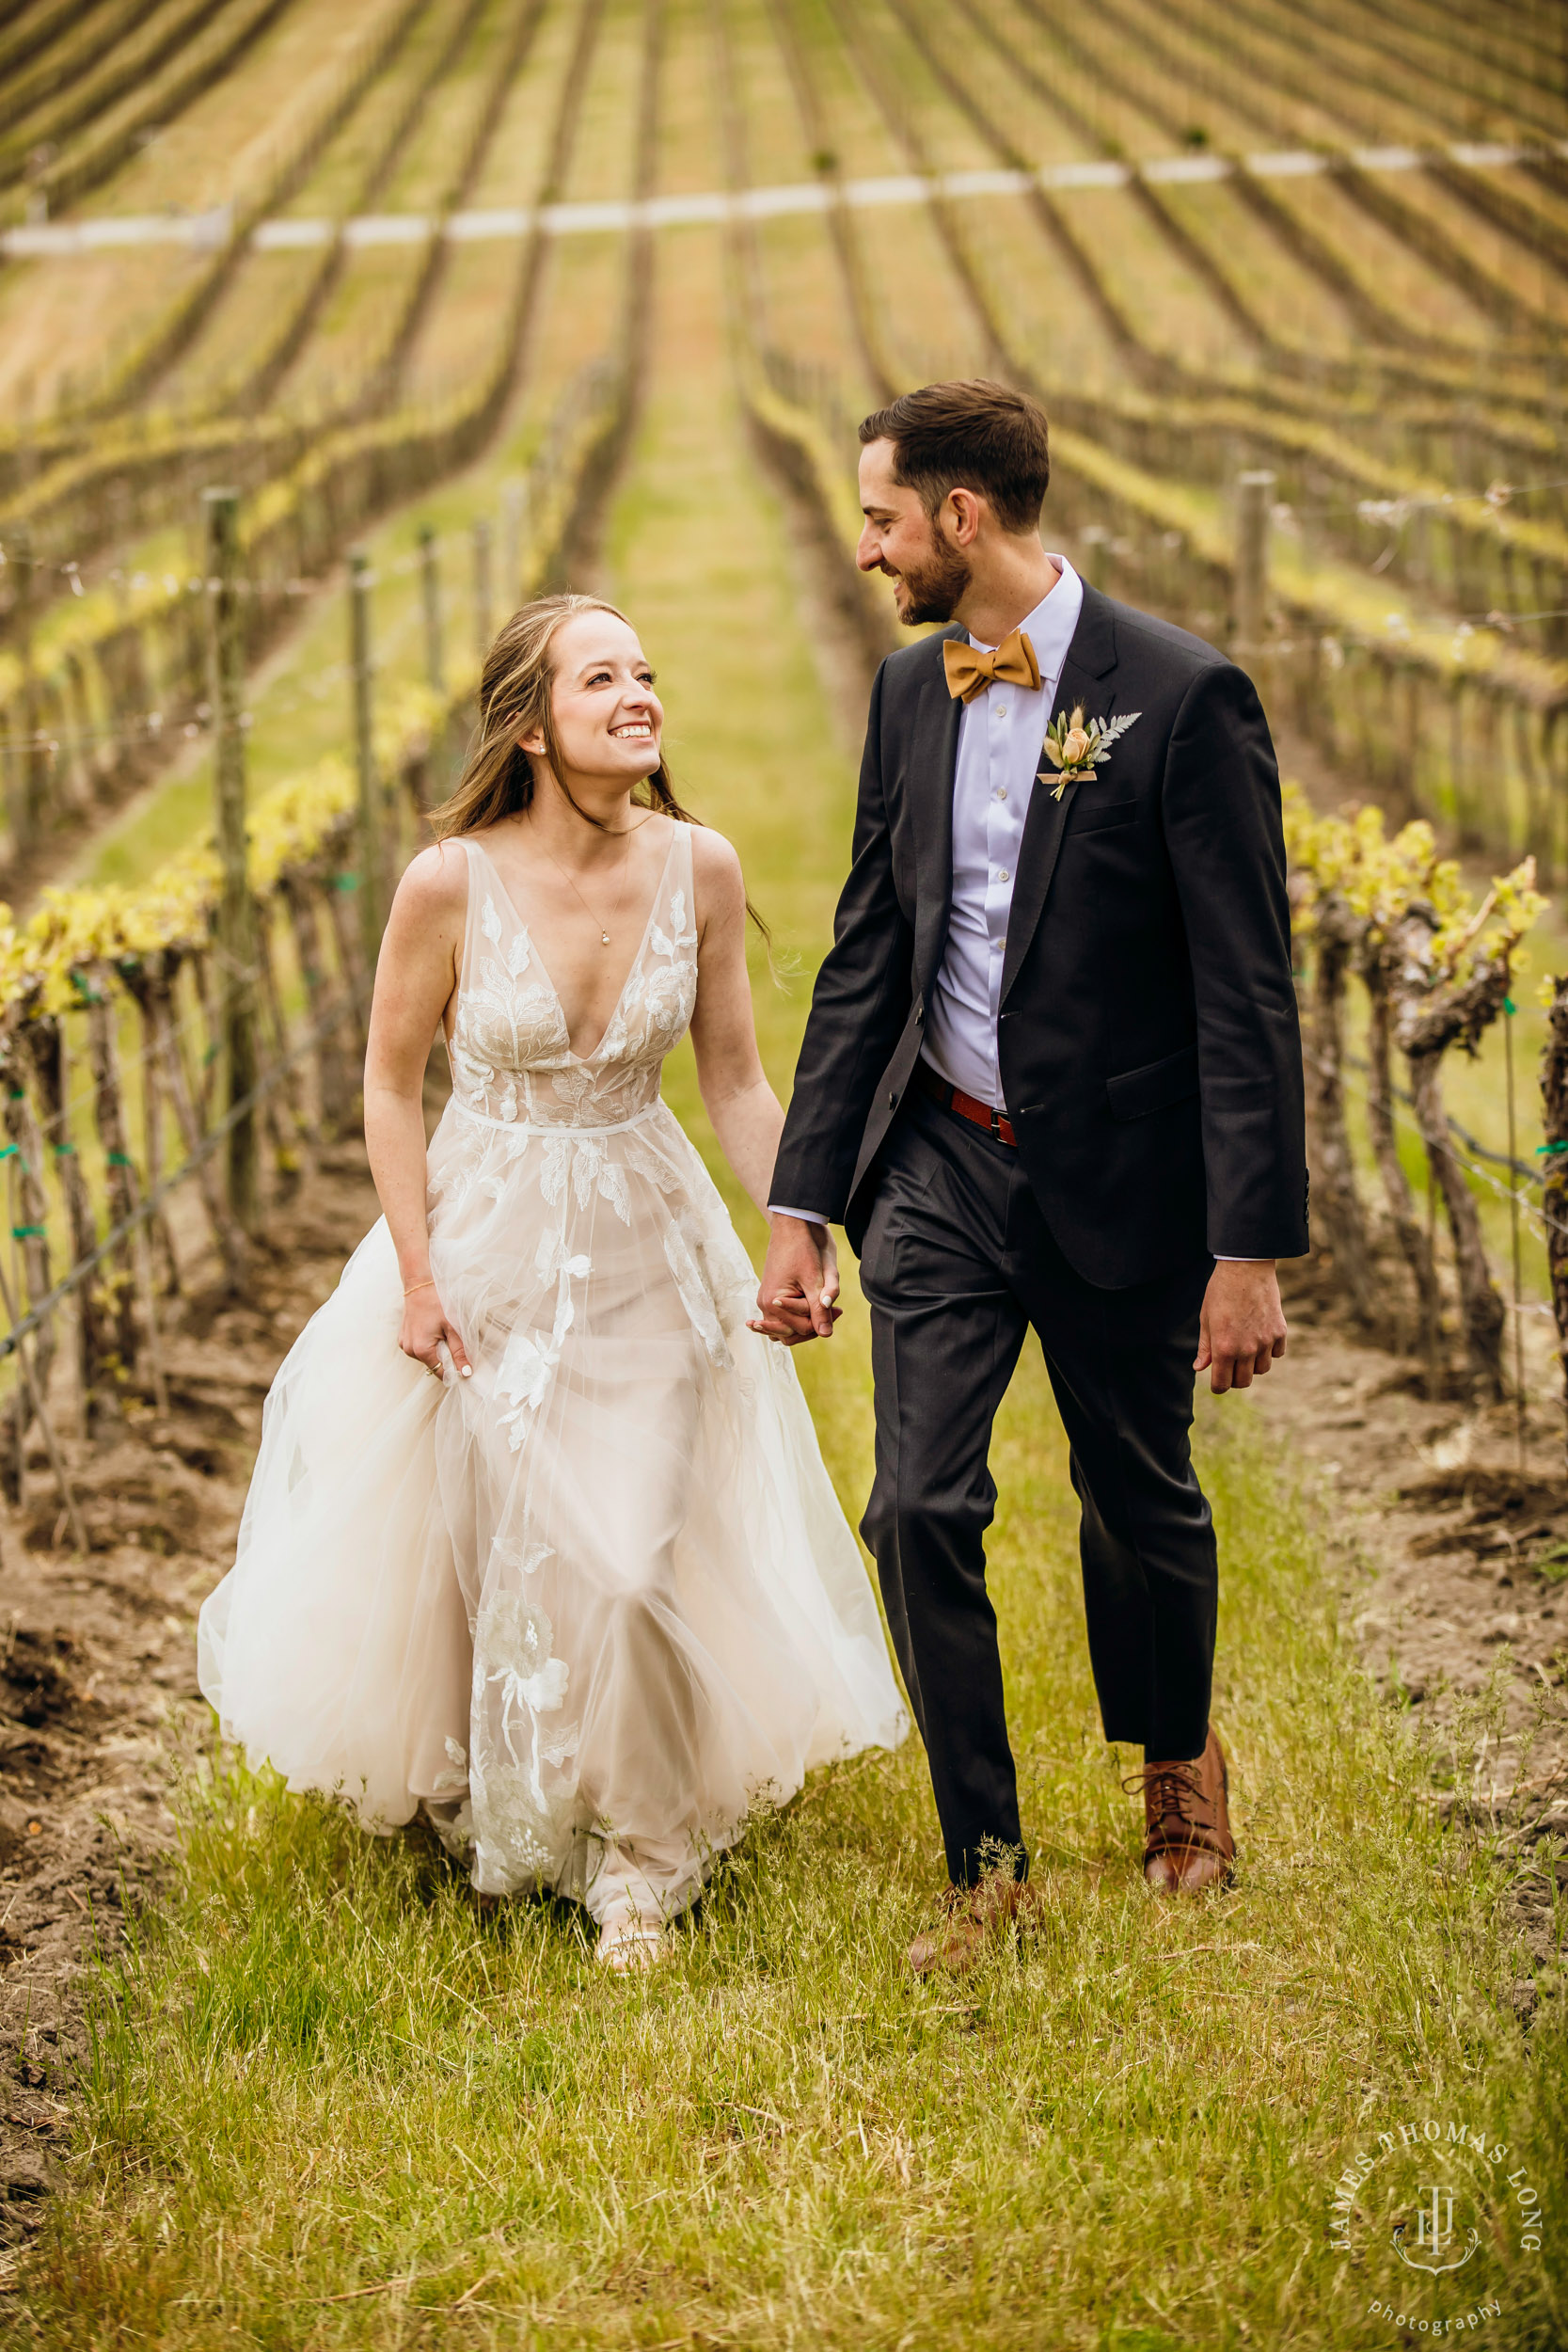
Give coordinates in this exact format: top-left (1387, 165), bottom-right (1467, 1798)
top-left (525, 610), bottom-right (663, 788)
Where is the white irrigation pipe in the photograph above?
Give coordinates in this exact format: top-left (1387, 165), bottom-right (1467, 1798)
top-left (7, 136), bottom-right (1567, 258)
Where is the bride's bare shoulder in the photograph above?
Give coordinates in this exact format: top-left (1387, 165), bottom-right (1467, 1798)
top-left (687, 822), bottom-right (746, 927)
top-left (392, 839), bottom-right (471, 921)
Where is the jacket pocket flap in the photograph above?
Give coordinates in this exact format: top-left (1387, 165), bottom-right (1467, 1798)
top-left (1069, 796), bottom-right (1141, 835)
top-left (1105, 1043), bottom-right (1199, 1121)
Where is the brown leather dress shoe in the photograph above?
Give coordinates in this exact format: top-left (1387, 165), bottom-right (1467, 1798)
top-left (1133, 1724), bottom-right (1235, 1894)
top-left (908, 1871), bottom-right (1033, 1975)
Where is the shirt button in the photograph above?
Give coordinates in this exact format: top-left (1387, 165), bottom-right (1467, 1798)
top-left (996, 787), bottom-right (1006, 801)
top-left (997, 868), bottom-right (1009, 882)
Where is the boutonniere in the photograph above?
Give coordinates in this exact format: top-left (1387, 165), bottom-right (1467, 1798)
top-left (1039, 705), bottom-right (1142, 799)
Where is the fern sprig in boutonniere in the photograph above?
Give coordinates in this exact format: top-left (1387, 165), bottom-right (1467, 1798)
top-left (1040, 705), bottom-right (1142, 800)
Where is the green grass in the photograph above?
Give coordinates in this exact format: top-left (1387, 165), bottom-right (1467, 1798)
top-left (22, 203), bottom-right (1568, 2352)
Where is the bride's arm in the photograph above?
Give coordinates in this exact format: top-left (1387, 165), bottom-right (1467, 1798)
top-left (687, 829), bottom-right (840, 1338)
top-left (362, 846), bottom-right (472, 1380)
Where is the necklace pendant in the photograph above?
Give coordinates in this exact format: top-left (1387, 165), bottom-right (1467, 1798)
top-left (601, 930), bottom-right (610, 946)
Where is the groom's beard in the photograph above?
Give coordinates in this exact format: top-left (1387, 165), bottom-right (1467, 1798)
top-left (888, 534), bottom-right (972, 626)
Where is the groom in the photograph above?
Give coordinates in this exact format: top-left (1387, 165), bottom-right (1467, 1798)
top-left (757, 380), bottom-right (1307, 1972)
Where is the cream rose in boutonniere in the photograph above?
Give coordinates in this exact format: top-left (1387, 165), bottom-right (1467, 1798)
top-left (1040, 704), bottom-right (1142, 800)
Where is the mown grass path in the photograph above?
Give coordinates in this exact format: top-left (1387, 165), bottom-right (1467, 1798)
top-left (25, 198), bottom-right (1568, 2352)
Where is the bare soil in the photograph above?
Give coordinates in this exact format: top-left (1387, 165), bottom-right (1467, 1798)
top-left (0, 1135), bottom-right (385, 2276)
top-left (1263, 1258), bottom-right (1568, 1787)
top-left (1256, 1249), bottom-right (1568, 2017)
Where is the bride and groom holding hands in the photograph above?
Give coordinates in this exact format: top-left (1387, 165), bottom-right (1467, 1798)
top-left (198, 377), bottom-right (1307, 1974)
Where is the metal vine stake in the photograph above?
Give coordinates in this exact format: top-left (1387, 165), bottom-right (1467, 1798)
top-left (1505, 999), bottom-right (1526, 1476)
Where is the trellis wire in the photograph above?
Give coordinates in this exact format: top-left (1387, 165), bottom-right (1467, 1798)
top-left (0, 989), bottom-right (356, 1366)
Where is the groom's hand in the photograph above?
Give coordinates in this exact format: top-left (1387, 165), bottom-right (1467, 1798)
top-left (750, 1215), bottom-right (842, 1344)
top-left (1196, 1260), bottom-right (1287, 1393)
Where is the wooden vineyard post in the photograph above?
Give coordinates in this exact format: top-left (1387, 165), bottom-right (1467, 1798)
top-left (1233, 469), bottom-right (1275, 660)
top-left (120, 955), bottom-right (247, 1289)
top-left (85, 976), bottom-right (167, 1416)
top-left (135, 1004), bottom-right (180, 1296)
top-left (473, 516), bottom-right (493, 660)
top-left (254, 906), bottom-right (310, 1184)
top-left (8, 522), bottom-right (45, 850)
top-left (1504, 998), bottom-right (1526, 1471)
top-left (1307, 895), bottom-right (1375, 1325)
top-left (349, 548), bottom-right (384, 979)
top-left (204, 487), bottom-right (261, 1243)
top-left (0, 1059), bottom-right (57, 1502)
top-left (502, 482), bottom-right (526, 607)
top-left (1360, 944), bottom-right (1439, 1346)
top-left (281, 870), bottom-right (352, 1142)
top-left (1394, 907), bottom-right (1515, 1403)
top-left (1540, 974), bottom-right (1568, 1466)
top-left (0, 1248), bottom-right (87, 1555)
top-left (25, 1017), bottom-right (102, 1427)
top-left (420, 523), bottom-right (444, 697)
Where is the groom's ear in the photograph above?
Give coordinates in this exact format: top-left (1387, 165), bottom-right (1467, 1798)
top-left (942, 488), bottom-right (984, 547)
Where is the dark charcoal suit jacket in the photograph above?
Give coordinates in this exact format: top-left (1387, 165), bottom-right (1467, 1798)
top-left (769, 581), bottom-right (1310, 1290)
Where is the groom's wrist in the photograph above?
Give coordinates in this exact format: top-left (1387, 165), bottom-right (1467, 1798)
top-left (768, 1204), bottom-right (830, 1227)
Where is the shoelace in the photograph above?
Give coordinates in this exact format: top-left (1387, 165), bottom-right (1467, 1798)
top-left (1122, 1759), bottom-right (1212, 1836)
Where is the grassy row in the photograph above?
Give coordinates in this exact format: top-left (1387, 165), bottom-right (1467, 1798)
top-left (150, 0), bottom-right (467, 419)
top-left (0, 0), bottom-right (120, 89)
top-left (0, 0), bottom-right (163, 142)
top-left (17, 0), bottom-right (299, 221)
top-left (262, 0), bottom-right (530, 421)
top-left (0, 0), bottom-right (228, 195)
top-left (1023, 0), bottom-right (1568, 385)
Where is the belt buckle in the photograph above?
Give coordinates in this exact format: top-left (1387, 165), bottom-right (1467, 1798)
top-left (990, 1102), bottom-right (1005, 1141)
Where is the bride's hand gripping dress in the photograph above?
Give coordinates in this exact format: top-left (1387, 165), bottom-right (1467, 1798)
top-left (197, 819), bottom-right (908, 1942)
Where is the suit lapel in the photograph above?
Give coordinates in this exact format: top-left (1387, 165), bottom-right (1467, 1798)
top-left (911, 630), bottom-right (964, 997)
top-left (1000, 586), bottom-right (1118, 1006)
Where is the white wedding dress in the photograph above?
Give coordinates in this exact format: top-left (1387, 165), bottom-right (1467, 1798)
top-left (198, 825), bottom-right (907, 1931)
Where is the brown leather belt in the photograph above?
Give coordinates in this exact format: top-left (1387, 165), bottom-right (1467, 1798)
top-left (914, 1058), bottom-right (1018, 1148)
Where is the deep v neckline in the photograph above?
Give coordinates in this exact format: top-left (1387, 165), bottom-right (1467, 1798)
top-left (469, 827), bottom-right (682, 1065)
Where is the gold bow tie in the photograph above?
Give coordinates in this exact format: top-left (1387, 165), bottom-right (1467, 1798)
top-left (942, 628), bottom-right (1041, 704)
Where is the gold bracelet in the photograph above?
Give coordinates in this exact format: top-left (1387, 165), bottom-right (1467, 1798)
top-left (403, 1277), bottom-right (437, 1297)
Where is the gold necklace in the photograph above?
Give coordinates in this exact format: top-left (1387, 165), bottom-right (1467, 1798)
top-left (531, 818), bottom-right (648, 946)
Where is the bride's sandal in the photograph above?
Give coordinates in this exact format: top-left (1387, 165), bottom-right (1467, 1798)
top-left (595, 1916), bottom-right (671, 1974)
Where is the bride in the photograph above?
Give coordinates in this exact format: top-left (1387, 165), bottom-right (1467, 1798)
top-left (198, 593), bottom-right (907, 1968)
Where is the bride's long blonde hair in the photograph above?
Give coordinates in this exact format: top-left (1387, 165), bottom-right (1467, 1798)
top-left (429, 593), bottom-right (698, 841)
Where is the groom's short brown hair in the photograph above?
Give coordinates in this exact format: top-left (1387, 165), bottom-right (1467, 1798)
top-left (859, 379), bottom-right (1050, 534)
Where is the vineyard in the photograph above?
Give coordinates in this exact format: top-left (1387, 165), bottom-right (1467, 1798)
top-left (1, 0), bottom-right (1568, 1477)
top-left (2, 0), bottom-right (1568, 2345)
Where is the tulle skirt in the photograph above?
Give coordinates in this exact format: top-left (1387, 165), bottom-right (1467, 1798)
top-left (198, 1096), bottom-right (908, 1923)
